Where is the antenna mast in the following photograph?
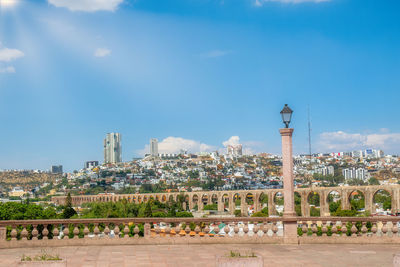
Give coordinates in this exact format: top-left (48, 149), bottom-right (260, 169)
top-left (308, 105), bottom-right (312, 170)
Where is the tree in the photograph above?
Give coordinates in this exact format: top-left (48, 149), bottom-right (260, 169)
top-left (61, 193), bottom-right (77, 219)
top-left (369, 177), bottom-right (380, 185)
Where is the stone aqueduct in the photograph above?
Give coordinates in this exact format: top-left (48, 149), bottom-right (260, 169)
top-left (52, 185), bottom-right (400, 217)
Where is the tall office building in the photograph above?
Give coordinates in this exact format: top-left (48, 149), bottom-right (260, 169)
top-left (150, 138), bottom-right (159, 157)
top-left (104, 133), bottom-right (122, 164)
top-left (51, 165), bottom-right (63, 174)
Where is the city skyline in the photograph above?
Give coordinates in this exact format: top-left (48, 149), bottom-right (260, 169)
top-left (1, 0), bottom-right (400, 171)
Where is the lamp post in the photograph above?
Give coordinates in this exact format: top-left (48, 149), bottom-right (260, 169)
top-left (280, 104), bottom-right (295, 217)
top-left (279, 104), bottom-right (297, 243)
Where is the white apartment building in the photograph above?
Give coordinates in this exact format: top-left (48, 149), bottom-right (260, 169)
top-left (150, 138), bottom-right (159, 157)
top-left (104, 133), bottom-right (122, 164)
top-left (342, 168), bottom-right (369, 181)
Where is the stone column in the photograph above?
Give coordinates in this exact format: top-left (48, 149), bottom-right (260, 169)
top-left (188, 196), bottom-right (194, 210)
top-left (268, 192), bottom-right (276, 216)
top-left (198, 199), bottom-right (204, 211)
top-left (365, 190), bottom-right (374, 214)
top-left (217, 195), bottom-right (224, 212)
top-left (280, 128), bottom-right (296, 217)
top-left (319, 191), bottom-right (329, 217)
top-left (393, 189), bottom-right (400, 214)
top-left (254, 194), bottom-right (261, 213)
top-left (280, 128), bottom-right (297, 244)
top-left (341, 190), bottom-right (351, 210)
top-left (229, 194), bottom-right (235, 215)
top-left (241, 194), bottom-right (247, 216)
top-left (301, 193), bottom-right (308, 217)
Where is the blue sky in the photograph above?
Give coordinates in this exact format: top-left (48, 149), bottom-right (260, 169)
top-left (0, 0), bottom-right (399, 171)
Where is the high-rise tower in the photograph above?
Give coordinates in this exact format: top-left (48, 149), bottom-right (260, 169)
top-left (150, 138), bottom-right (158, 157)
top-left (104, 133), bottom-right (122, 164)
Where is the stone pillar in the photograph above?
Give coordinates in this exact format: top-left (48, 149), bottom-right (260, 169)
top-left (188, 197), bottom-right (194, 210)
top-left (198, 200), bottom-right (204, 211)
top-left (393, 189), bottom-right (400, 214)
top-left (254, 194), bottom-right (261, 213)
top-left (301, 193), bottom-right (309, 217)
top-left (280, 128), bottom-right (296, 217)
top-left (241, 194), bottom-right (247, 216)
top-left (365, 190), bottom-right (374, 214)
top-left (280, 128), bottom-right (297, 244)
top-left (182, 202), bottom-right (187, 211)
top-left (218, 195), bottom-right (224, 212)
top-left (319, 191), bottom-right (329, 217)
top-left (229, 195), bottom-right (235, 215)
top-left (268, 192), bottom-right (276, 216)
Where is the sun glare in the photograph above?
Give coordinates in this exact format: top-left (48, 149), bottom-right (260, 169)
top-left (0, 0), bottom-right (18, 8)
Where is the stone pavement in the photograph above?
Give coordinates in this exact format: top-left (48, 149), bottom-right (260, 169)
top-left (0, 244), bottom-right (399, 267)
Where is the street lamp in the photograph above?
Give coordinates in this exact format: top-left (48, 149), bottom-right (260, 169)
top-left (279, 104), bottom-right (297, 243)
top-left (280, 104), bottom-right (293, 128)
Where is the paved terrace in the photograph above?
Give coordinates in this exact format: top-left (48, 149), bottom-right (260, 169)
top-left (1, 244), bottom-right (400, 267)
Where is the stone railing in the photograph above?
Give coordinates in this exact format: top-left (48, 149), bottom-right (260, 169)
top-left (1, 216), bottom-right (400, 248)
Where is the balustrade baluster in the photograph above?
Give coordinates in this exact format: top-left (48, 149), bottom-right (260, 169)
top-left (371, 222), bottom-right (378, 237)
top-left (332, 223), bottom-right (338, 236)
top-left (322, 223), bottom-right (328, 236)
top-left (224, 224), bottom-right (230, 237)
top-left (194, 225), bottom-right (200, 237)
top-left (83, 224), bottom-right (89, 239)
top-left (301, 223), bottom-right (308, 236)
top-left (351, 222), bottom-right (357, 237)
top-left (341, 222), bottom-right (347, 236)
top-left (361, 222), bottom-right (368, 236)
top-left (233, 223), bottom-right (239, 237)
top-left (165, 224), bottom-right (171, 237)
top-left (311, 223), bottom-right (317, 236)
top-left (10, 226), bottom-right (17, 241)
top-left (155, 224), bottom-right (161, 236)
top-left (272, 223), bottom-right (278, 236)
top-left (144, 222), bottom-right (151, 238)
top-left (103, 224), bottom-right (110, 238)
top-left (73, 224), bottom-right (80, 239)
top-left (174, 224), bottom-right (180, 237)
top-left (53, 225), bottom-right (59, 240)
top-left (113, 224), bottom-right (120, 238)
top-left (382, 222), bottom-right (388, 236)
top-left (123, 223), bottom-right (129, 238)
top-left (262, 222), bottom-right (268, 236)
top-left (31, 225), bottom-right (38, 241)
top-left (43, 225), bottom-right (49, 240)
top-left (243, 222), bottom-right (249, 236)
top-left (94, 224), bottom-right (100, 238)
top-left (204, 224), bottom-right (210, 237)
top-left (392, 221), bottom-right (398, 236)
top-left (21, 226), bottom-right (28, 241)
top-left (63, 225), bottom-right (69, 239)
top-left (253, 222), bottom-right (259, 236)
top-left (184, 223), bottom-right (190, 235)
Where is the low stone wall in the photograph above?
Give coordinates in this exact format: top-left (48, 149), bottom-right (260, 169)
top-left (1, 216), bottom-right (400, 248)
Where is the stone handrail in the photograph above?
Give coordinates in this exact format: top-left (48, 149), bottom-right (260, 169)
top-left (1, 216), bottom-right (400, 248)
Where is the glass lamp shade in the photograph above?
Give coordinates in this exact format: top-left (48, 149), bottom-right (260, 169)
top-left (280, 104), bottom-right (293, 128)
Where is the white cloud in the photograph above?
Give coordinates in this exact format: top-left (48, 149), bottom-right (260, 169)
top-left (48, 0), bottom-right (124, 12)
top-left (254, 0), bottom-right (330, 6)
top-left (137, 137), bottom-right (216, 156)
top-left (200, 50), bottom-right (232, 58)
top-left (222, 136), bottom-right (266, 155)
top-left (223, 136), bottom-right (240, 147)
top-left (0, 47), bottom-right (24, 62)
top-left (0, 66), bottom-right (15, 73)
top-left (318, 130), bottom-right (400, 152)
top-left (94, 48), bottom-right (111, 57)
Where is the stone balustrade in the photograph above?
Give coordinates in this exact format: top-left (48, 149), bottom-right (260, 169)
top-left (1, 216), bottom-right (400, 248)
